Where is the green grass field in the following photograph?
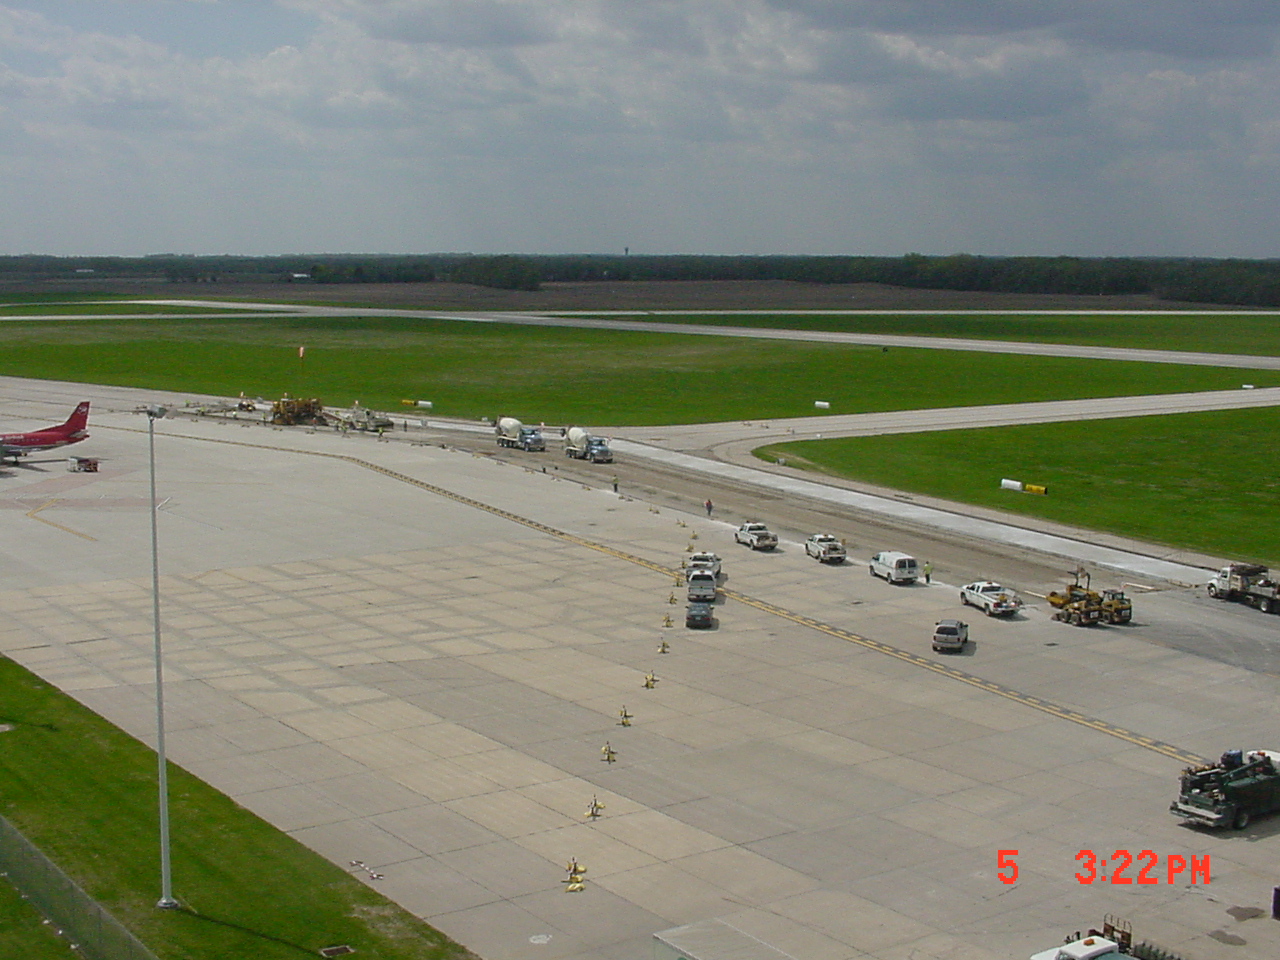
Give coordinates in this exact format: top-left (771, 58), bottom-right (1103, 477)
top-left (583, 310), bottom-right (1280, 356)
top-left (0, 304), bottom-right (1274, 560)
top-left (758, 406), bottom-right (1279, 564)
top-left (0, 657), bottom-right (475, 960)
top-left (0, 315), bottom-right (1272, 425)
top-left (0, 303), bottom-right (258, 315)
top-left (0, 877), bottom-right (80, 959)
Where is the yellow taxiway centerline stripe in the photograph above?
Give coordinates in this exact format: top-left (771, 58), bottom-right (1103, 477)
top-left (112, 425), bottom-right (1209, 767)
top-left (24, 499), bottom-right (98, 542)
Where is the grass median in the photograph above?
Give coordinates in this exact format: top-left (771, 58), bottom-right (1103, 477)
top-left (0, 314), bottom-right (1273, 425)
top-left (0, 656), bottom-right (477, 960)
top-left (757, 406), bottom-right (1280, 565)
top-left (576, 310), bottom-right (1280, 356)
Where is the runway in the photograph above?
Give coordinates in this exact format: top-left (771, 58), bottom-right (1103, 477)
top-left (9, 298), bottom-right (1280, 371)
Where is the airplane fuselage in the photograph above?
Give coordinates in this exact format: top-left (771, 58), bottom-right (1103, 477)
top-left (1, 402), bottom-right (91, 461)
top-left (0, 428), bottom-right (89, 454)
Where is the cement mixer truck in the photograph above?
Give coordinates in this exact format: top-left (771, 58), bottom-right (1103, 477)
top-left (563, 426), bottom-right (613, 463)
top-left (495, 417), bottom-right (546, 452)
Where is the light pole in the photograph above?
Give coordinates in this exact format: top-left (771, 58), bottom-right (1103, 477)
top-left (147, 405), bottom-right (179, 910)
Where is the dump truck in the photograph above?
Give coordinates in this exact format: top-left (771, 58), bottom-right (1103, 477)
top-left (495, 417), bottom-right (546, 452)
top-left (271, 397), bottom-right (328, 426)
top-left (1170, 748), bottom-right (1280, 829)
top-left (563, 426), bottom-right (612, 463)
top-left (1207, 563), bottom-right (1280, 614)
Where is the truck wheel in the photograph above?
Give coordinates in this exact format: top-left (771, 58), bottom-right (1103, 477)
top-left (960, 593), bottom-right (968, 606)
top-left (1233, 809), bottom-right (1251, 830)
top-left (1262, 598), bottom-right (1274, 614)
top-left (1207, 583), bottom-right (1219, 599)
top-left (869, 566), bottom-right (876, 577)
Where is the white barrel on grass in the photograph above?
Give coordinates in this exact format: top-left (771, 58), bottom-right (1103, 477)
top-left (814, 400), bottom-right (830, 409)
top-left (1001, 478), bottom-right (1024, 491)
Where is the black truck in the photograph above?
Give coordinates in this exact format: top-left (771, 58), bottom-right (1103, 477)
top-left (1170, 749), bottom-right (1280, 829)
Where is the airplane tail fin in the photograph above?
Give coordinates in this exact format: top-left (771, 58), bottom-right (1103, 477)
top-left (60, 401), bottom-right (91, 436)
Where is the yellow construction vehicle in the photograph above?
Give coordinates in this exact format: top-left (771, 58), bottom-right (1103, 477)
top-left (1098, 588), bottom-right (1132, 624)
top-left (1047, 569), bottom-right (1134, 626)
top-left (1047, 568), bottom-right (1103, 626)
top-left (271, 396), bottom-right (328, 426)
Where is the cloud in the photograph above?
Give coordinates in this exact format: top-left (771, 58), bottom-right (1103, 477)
top-left (768, 0), bottom-right (1280, 59)
top-left (0, 1), bottom-right (1277, 256)
top-left (319, 0), bottom-right (557, 47)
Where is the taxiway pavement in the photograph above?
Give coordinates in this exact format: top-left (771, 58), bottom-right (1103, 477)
top-left (1, 387), bottom-right (1278, 960)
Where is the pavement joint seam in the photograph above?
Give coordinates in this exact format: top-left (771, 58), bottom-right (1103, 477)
top-left (107, 423), bottom-right (1212, 768)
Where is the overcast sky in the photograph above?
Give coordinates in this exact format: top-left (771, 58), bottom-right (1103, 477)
top-left (2, 1), bottom-right (1279, 258)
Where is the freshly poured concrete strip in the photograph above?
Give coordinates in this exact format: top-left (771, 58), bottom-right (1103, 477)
top-left (610, 440), bottom-right (1211, 586)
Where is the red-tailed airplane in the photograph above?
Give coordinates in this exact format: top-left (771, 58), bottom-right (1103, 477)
top-left (1, 402), bottom-right (91, 463)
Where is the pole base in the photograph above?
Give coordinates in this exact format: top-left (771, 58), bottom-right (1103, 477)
top-left (156, 897), bottom-right (180, 910)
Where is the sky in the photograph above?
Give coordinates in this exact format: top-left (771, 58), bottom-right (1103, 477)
top-left (1, 1), bottom-right (1279, 258)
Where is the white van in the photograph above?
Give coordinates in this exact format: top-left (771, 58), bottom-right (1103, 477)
top-left (869, 551), bottom-right (919, 584)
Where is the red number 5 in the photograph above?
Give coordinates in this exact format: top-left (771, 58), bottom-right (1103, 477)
top-left (997, 849), bottom-right (1019, 885)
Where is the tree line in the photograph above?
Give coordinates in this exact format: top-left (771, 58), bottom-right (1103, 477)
top-left (2, 252), bottom-right (1278, 306)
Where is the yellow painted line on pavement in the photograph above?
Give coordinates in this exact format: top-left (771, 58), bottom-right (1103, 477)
top-left (24, 499), bottom-right (98, 541)
top-left (723, 588), bottom-right (1205, 765)
top-left (118, 424), bottom-right (1209, 767)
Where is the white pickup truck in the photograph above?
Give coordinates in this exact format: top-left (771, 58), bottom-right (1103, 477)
top-left (734, 522), bottom-right (778, 551)
top-left (804, 534), bottom-right (846, 563)
top-left (960, 581), bottom-right (1023, 617)
top-left (686, 552), bottom-right (722, 577)
top-left (686, 568), bottom-right (719, 602)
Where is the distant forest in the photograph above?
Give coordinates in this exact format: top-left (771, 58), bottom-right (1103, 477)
top-left (2, 252), bottom-right (1279, 307)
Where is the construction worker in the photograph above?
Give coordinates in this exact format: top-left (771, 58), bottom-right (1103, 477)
top-left (704, 499), bottom-right (713, 516)
top-left (923, 561), bottom-right (933, 584)
top-left (611, 475), bottom-right (618, 493)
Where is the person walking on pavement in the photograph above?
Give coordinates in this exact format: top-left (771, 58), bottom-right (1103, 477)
top-left (612, 475), bottom-right (618, 493)
top-left (704, 499), bottom-right (713, 517)
top-left (923, 561), bottom-right (933, 584)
